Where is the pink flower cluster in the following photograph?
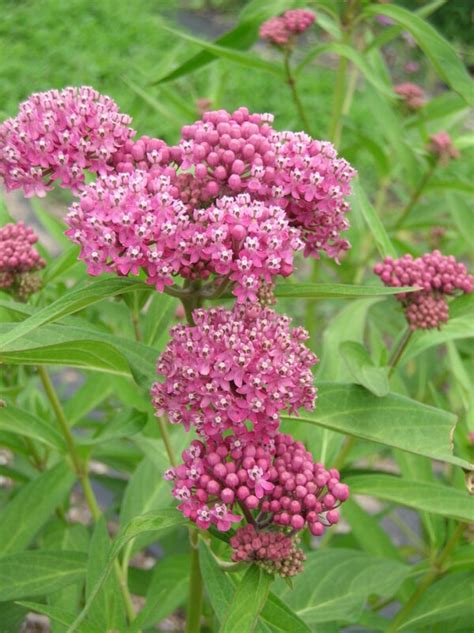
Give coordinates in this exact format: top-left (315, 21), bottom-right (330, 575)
top-left (152, 304), bottom-right (317, 440)
top-left (0, 87), bottom-right (134, 197)
top-left (65, 169), bottom-right (303, 297)
top-left (394, 83), bottom-right (425, 111)
top-left (374, 251), bottom-right (473, 330)
top-left (179, 108), bottom-right (276, 202)
top-left (165, 432), bottom-right (348, 538)
top-left (260, 10), bottom-right (316, 46)
top-left (428, 132), bottom-right (460, 164)
top-left (272, 132), bottom-right (355, 260)
top-left (0, 221), bottom-right (45, 296)
top-left (230, 525), bottom-right (305, 577)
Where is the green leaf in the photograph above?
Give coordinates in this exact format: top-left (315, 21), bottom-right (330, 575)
top-left (0, 404), bottom-right (66, 450)
top-left (199, 544), bottom-right (310, 633)
top-left (143, 292), bottom-right (176, 346)
top-left (84, 409), bottom-right (147, 445)
top-left (0, 277), bottom-right (147, 349)
top-left (276, 549), bottom-right (409, 624)
top-left (16, 602), bottom-right (100, 633)
top-left (128, 554), bottom-right (190, 631)
top-left (271, 282), bottom-right (416, 299)
top-left (66, 510), bottom-right (186, 633)
top-left (351, 178), bottom-right (397, 258)
top-left (340, 341), bottom-right (390, 396)
top-left (398, 572), bottom-right (474, 631)
top-left (161, 25), bottom-right (283, 79)
top-left (86, 517), bottom-right (126, 631)
top-left (364, 4), bottom-right (473, 105)
top-left (0, 462), bottom-right (75, 554)
top-left (283, 382), bottom-right (471, 470)
top-left (154, 0), bottom-right (289, 84)
top-left (220, 565), bottom-right (272, 633)
top-left (345, 474), bottom-right (474, 522)
top-left (0, 550), bottom-right (86, 600)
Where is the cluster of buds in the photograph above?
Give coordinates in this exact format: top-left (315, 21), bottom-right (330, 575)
top-left (259, 10), bottom-right (316, 46)
top-left (165, 433), bottom-right (348, 577)
top-left (0, 221), bottom-right (45, 299)
top-left (394, 83), bottom-right (425, 111)
top-left (0, 87), bottom-right (134, 197)
top-left (428, 132), bottom-right (460, 165)
top-left (374, 251), bottom-right (473, 330)
top-left (230, 525), bottom-right (305, 577)
top-left (152, 304), bottom-right (317, 441)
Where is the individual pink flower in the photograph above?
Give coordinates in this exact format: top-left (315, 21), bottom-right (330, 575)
top-left (394, 83), bottom-right (425, 111)
top-left (428, 132), bottom-right (460, 165)
top-left (0, 87), bottom-right (134, 197)
top-left (151, 304), bottom-right (318, 440)
top-left (271, 131), bottom-right (356, 261)
top-left (374, 251), bottom-right (473, 330)
top-left (0, 221), bottom-right (45, 298)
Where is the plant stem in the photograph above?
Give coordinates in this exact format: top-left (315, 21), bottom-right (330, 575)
top-left (37, 365), bottom-right (138, 627)
top-left (328, 45), bottom-right (349, 146)
top-left (131, 291), bottom-right (142, 342)
top-left (283, 49), bottom-right (312, 132)
top-left (157, 415), bottom-right (177, 467)
top-left (333, 435), bottom-right (356, 470)
top-left (386, 523), bottom-right (465, 632)
top-left (186, 528), bottom-right (204, 633)
top-left (393, 161), bottom-right (437, 229)
top-left (388, 328), bottom-right (413, 377)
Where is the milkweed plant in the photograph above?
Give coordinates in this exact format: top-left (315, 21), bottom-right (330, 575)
top-left (0, 2), bottom-right (473, 632)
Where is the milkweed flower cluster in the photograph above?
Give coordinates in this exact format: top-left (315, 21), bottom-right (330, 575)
top-left (0, 221), bottom-right (45, 299)
top-left (0, 87), bottom-right (134, 197)
top-left (428, 132), bottom-right (460, 164)
top-left (259, 10), bottom-right (316, 46)
top-left (66, 171), bottom-right (303, 298)
top-left (0, 87), bottom-right (352, 578)
top-left (394, 83), bottom-right (425, 111)
top-left (151, 304), bottom-right (317, 440)
top-left (374, 251), bottom-right (473, 330)
top-left (165, 433), bottom-right (348, 575)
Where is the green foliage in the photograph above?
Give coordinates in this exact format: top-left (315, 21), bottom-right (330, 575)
top-left (1, 0), bottom-right (473, 632)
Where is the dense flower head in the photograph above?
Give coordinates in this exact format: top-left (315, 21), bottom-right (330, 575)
top-left (394, 83), bottom-right (425, 110)
top-left (165, 433), bottom-right (348, 541)
top-left (151, 304), bottom-right (318, 440)
top-left (0, 86), bottom-right (134, 197)
top-left (374, 251), bottom-right (473, 330)
top-left (428, 132), bottom-right (460, 164)
top-left (110, 135), bottom-right (182, 179)
top-left (230, 525), bottom-right (305, 577)
top-left (66, 168), bottom-right (303, 296)
top-left (260, 10), bottom-right (316, 46)
top-left (271, 131), bottom-right (356, 261)
top-left (179, 108), bottom-right (276, 202)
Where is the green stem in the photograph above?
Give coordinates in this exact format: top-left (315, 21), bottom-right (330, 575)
top-left (186, 528), bottom-right (204, 633)
top-left (157, 415), bottom-right (177, 467)
top-left (131, 292), bottom-right (142, 342)
top-left (328, 47), bottom-right (349, 146)
top-left (333, 435), bottom-right (356, 470)
top-left (37, 365), bottom-right (138, 627)
top-left (387, 523), bottom-right (465, 632)
top-left (393, 162), bottom-right (437, 229)
top-left (388, 328), bottom-right (413, 377)
top-left (283, 50), bottom-right (312, 132)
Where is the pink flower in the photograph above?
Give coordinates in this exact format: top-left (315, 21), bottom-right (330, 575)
top-left (0, 221), bottom-right (45, 298)
top-left (211, 503), bottom-right (241, 531)
top-left (428, 132), bottom-right (460, 164)
top-left (394, 83), bottom-right (425, 111)
top-left (0, 87), bottom-right (134, 196)
top-left (260, 9), bottom-right (316, 46)
top-left (151, 304), bottom-right (318, 440)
